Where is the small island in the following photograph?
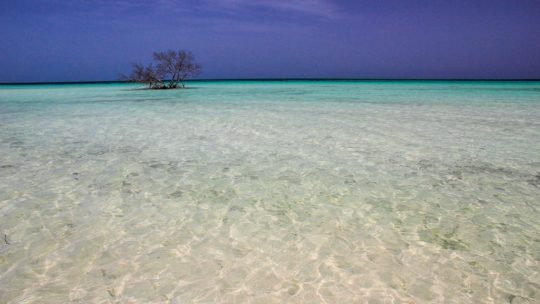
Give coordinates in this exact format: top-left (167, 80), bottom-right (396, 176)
top-left (122, 49), bottom-right (201, 89)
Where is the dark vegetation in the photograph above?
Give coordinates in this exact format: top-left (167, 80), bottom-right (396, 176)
top-left (122, 50), bottom-right (201, 89)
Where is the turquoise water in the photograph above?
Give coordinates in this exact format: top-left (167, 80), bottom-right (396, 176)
top-left (1, 81), bottom-right (540, 303)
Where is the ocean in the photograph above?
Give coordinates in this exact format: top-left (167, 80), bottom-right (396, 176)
top-left (1, 80), bottom-right (539, 303)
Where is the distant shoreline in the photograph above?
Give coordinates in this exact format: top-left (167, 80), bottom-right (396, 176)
top-left (1, 78), bottom-right (540, 85)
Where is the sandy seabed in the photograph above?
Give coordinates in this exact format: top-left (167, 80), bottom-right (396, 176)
top-left (1, 81), bottom-right (539, 303)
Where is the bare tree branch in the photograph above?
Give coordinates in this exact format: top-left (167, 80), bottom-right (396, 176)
top-left (123, 50), bottom-right (201, 89)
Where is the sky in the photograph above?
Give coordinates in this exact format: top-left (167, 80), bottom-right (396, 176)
top-left (1, 0), bottom-right (540, 82)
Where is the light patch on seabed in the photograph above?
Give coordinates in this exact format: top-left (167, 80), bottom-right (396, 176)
top-left (0, 81), bottom-right (539, 303)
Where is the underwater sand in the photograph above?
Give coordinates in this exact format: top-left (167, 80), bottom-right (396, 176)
top-left (1, 81), bottom-right (539, 303)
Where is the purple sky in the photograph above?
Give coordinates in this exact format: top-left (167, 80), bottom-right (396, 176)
top-left (1, 0), bottom-right (540, 82)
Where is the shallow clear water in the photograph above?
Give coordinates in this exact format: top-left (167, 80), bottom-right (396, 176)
top-left (1, 80), bottom-right (539, 303)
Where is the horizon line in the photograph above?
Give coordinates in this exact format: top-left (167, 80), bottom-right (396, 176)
top-left (1, 78), bottom-right (540, 85)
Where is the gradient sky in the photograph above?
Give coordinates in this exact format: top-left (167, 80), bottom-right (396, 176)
top-left (1, 0), bottom-right (540, 82)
